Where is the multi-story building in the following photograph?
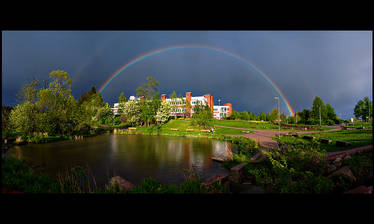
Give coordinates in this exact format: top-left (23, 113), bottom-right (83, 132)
top-left (111, 92), bottom-right (232, 119)
top-left (161, 92), bottom-right (232, 119)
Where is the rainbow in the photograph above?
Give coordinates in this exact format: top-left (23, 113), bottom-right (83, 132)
top-left (98, 44), bottom-right (295, 117)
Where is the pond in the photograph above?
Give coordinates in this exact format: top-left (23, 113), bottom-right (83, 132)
top-left (7, 134), bottom-right (236, 187)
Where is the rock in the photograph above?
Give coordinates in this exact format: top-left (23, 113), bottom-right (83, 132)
top-left (201, 173), bottom-right (230, 191)
top-left (328, 166), bottom-right (356, 183)
top-left (108, 176), bottom-right (135, 192)
top-left (343, 155), bottom-right (352, 161)
top-left (303, 135), bottom-right (315, 140)
top-left (336, 140), bottom-right (350, 147)
top-left (229, 162), bottom-right (247, 183)
top-left (320, 138), bottom-right (332, 144)
top-left (345, 185), bottom-right (372, 194)
top-left (333, 157), bottom-right (342, 167)
top-left (327, 164), bottom-right (337, 174)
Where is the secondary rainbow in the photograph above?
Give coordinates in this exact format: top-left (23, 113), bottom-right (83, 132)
top-left (99, 44), bottom-right (295, 117)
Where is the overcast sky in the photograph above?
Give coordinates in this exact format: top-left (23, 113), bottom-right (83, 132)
top-left (2, 31), bottom-right (372, 119)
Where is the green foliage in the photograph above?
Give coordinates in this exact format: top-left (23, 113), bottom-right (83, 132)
top-left (118, 92), bottom-right (127, 103)
top-left (191, 102), bottom-right (213, 129)
top-left (16, 79), bottom-right (40, 104)
top-left (2, 105), bottom-right (14, 131)
top-left (2, 156), bottom-right (58, 193)
top-left (136, 76), bottom-right (159, 100)
top-left (8, 101), bottom-right (39, 135)
top-left (120, 100), bottom-right (141, 126)
top-left (155, 100), bottom-right (172, 125)
top-left (354, 96), bottom-right (372, 122)
top-left (269, 108), bottom-right (279, 122)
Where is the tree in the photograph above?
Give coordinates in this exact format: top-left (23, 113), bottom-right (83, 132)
top-left (2, 106), bottom-right (14, 131)
top-left (16, 79), bottom-right (40, 104)
top-left (259, 112), bottom-right (266, 121)
top-left (191, 102), bottom-right (213, 129)
top-left (280, 113), bottom-right (287, 123)
top-left (96, 103), bottom-right (114, 125)
top-left (136, 77), bottom-right (159, 100)
top-left (9, 101), bottom-right (39, 135)
top-left (354, 97), bottom-right (372, 121)
top-left (299, 109), bottom-right (312, 124)
top-left (311, 96), bottom-right (327, 124)
top-left (88, 86), bottom-right (97, 98)
top-left (325, 103), bottom-right (337, 124)
top-left (170, 90), bottom-right (177, 99)
top-left (228, 110), bottom-right (240, 120)
top-left (269, 108), bottom-right (279, 123)
top-left (120, 100), bottom-right (141, 126)
top-left (119, 92), bottom-right (127, 103)
top-left (155, 100), bottom-right (172, 125)
top-left (78, 92), bottom-right (88, 105)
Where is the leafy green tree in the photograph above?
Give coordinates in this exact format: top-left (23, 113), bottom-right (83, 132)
top-left (119, 92), bottom-right (127, 103)
top-left (239, 111), bottom-right (249, 120)
top-left (136, 77), bottom-right (159, 100)
top-left (259, 112), bottom-right (266, 121)
top-left (78, 92), bottom-right (88, 105)
top-left (269, 108), bottom-right (279, 123)
top-left (88, 86), bottom-right (97, 98)
top-left (311, 96), bottom-right (327, 124)
top-left (9, 101), bottom-right (39, 135)
top-left (299, 109), bottom-right (312, 124)
top-left (354, 97), bottom-right (372, 122)
top-left (2, 106), bottom-right (14, 131)
top-left (191, 102), bottom-right (213, 129)
top-left (170, 90), bottom-right (177, 99)
top-left (228, 110), bottom-right (240, 120)
top-left (96, 103), bottom-right (114, 125)
top-left (120, 100), bottom-right (141, 126)
top-left (325, 103), bottom-right (337, 124)
top-left (16, 79), bottom-right (40, 104)
top-left (280, 113), bottom-right (287, 123)
top-left (155, 100), bottom-right (172, 125)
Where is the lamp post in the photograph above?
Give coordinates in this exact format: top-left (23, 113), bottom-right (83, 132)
top-left (274, 96), bottom-right (280, 139)
top-left (319, 106), bottom-right (321, 126)
top-left (218, 99), bottom-right (221, 106)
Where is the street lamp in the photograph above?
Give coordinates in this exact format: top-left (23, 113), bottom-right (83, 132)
top-left (218, 99), bottom-right (221, 106)
top-left (319, 106), bottom-right (321, 126)
top-left (274, 96), bottom-right (280, 139)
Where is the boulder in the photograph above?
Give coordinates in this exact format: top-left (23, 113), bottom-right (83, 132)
top-left (320, 138), bottom-right (332, 144)
top-left (229, 162), bottom-right (247, 183)
top-left (328, 166), bottom-right (356, 183)
top-left (327, 164), bottom-right (337, 174)
top-left (343, 155), bottom-right (352, 161)
top-left (201, 173), bottom-right (230, 191)
top-left (108, 176), bottom-right (135, 192)
top-left (303, 135), bottom-right (315, 140)
top-left (336, 140), bottom-right (350, 147)
top-left (345, 185), bottom-right (372, 194)
top-left (333, 157), bottom-right (343, 167)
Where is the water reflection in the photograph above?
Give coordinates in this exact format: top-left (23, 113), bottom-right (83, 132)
top-left (8, 135), bottom-right (234, 186)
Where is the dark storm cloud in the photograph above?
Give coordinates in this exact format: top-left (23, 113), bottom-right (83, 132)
top-left (2, 31), bottom-right (372, 119)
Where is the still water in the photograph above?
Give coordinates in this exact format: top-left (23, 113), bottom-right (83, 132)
top-left (8, 134), bottom-right (235, 186)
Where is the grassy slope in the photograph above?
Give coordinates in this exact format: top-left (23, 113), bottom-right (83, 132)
top-left (136, 119), bottom-right (252, 137)
top-left (278, 128), bottom-right (373, 152)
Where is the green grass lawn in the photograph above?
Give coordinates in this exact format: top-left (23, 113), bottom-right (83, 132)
top-left (213, 119), bottom-right (296, 131)
top-left (277, 128), bottom-right (373, 152)
top-left (134, 119), bottom-right (252, 137)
